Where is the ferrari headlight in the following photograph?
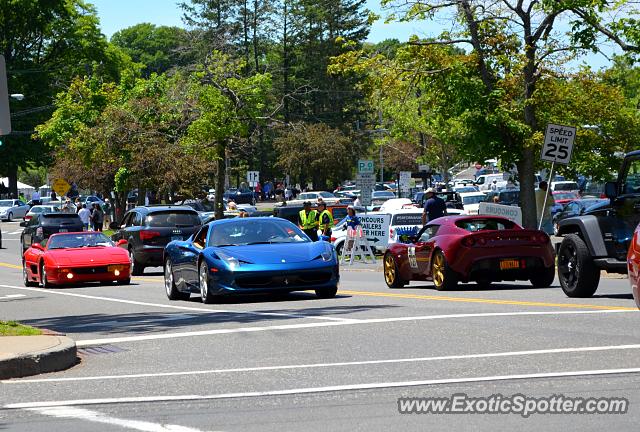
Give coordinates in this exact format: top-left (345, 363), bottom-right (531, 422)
top-left (321, 245), bottom-right (334, 262)
top-left (217, 251), bottom-right (240, 270)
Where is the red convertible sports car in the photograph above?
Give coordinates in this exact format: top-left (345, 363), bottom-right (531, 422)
top-left (383, 216), bottom-right (555, 290)
top-left (23, 232), bottom-right (130, 287)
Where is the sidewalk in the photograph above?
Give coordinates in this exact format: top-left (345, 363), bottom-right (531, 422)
top-left (0, 335), bottom-right (77, 379)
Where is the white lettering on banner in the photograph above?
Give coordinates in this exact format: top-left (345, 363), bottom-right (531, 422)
top-left (358, 214), bottom-right (391, 247)
top-left (478, 203), bottom-right (523, 226)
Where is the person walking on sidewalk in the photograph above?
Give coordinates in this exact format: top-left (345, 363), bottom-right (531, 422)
top-left (90, 203), bottom-right (104, 232)
top-left (78, 204), bottom-right (91, 231)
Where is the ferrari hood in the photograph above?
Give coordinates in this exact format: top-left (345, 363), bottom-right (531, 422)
top-left (46, 247), bottom-right (129, 266)
top-left (212, 242), bottom-right (328, 264)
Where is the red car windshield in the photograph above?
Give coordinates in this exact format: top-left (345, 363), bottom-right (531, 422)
top-left (48, 233), bottom-right (114, 249)
top-left (456, 218), bottom-right (516, 232)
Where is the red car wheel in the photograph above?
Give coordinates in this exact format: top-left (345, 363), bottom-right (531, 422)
top-left (431, 250), bottom-right (457, 291)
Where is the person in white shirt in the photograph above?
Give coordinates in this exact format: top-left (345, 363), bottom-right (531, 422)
top-left (78, 203), bottom-right (91, 231)
top-left (490, 179), bottom-right (498, 191)
top-left (31, 191), bottom-right (41, 205)
top-left (353, 196), bottom-right (361, 207)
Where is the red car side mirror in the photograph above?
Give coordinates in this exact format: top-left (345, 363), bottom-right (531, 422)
top-left (31, 243), bottom-right (44, 251)
top-left (116, 239), bottom-right (128, 247)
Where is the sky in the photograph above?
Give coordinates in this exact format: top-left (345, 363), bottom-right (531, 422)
top-left (89, 0), bottom-right (615, 69)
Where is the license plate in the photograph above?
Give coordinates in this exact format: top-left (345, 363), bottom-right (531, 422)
top-left (59, 228), bottom-right (68, 233)
top-left (500, 259), bottom-right (520, 270)
top-left (171, 235), bottom-right (182, 241)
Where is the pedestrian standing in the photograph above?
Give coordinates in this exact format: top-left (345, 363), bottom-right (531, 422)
top-left (75, 198), bottom-right (82, 213)
top-left (421, 187), bottom-right (447, 225)
top-left (345, 206), bottom-right (361, 229)
top-left (78, 204), bottom-right (91, 231)
top-left (298, 201), bottom-right (319, 241)
top-left (62, 198), bottom-right (75, 213)
top-left (536, 181), bottom-right (553, 235)
top-left (91, 203), bottom-right (104, 232)
top-left (317, 202), bottom-right (334, 239)
top-left (31, 190), bottom-right (41, 206)
top-left (103, 198), bottom-right (112, 229)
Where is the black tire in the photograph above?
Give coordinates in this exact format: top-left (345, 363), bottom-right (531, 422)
top-left (531, 265), bottom-right (556, 288)
top-left (383, 252), bottom-right (405, 288)
top-left (165, 258), bottom-right (190, 301)
top-left (22, 261), bottom-right (37, 287)
top-left (557, 234), bottom-right (600, 297)
top-left (6, 212), bottom-right (12, 222)
top-left (129, 248), bottom-right (144, 276)
top-left (476, 279), bottom-right (492, 289)
top-left (117, 278), bottom-right (131, 285)
top-left (39, 262), bottom-right (52, 288)
top-left (199, 260), bottom-right (217, 304)
top-left (431, 250), bottom-right (458, 291)
top-left (315, 285), bottom-right (338, 299)
top-left (335, 241), bottom-right (344, 257)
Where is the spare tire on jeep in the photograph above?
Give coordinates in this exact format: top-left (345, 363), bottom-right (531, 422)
top-left (557, 234), bottom-right (600, 297)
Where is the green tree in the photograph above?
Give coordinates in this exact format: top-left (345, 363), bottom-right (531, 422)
top-left (274, 122), bottom-right (362, 189)
top-left (380, 0), bottom-right (640, 227)
top-left (111, 23), bottom-right (194, 76)
top-left (0, 0), bottom-right (132, 197)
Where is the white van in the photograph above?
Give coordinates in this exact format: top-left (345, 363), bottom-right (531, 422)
top-left (475, 173), bottom-right (506, 191)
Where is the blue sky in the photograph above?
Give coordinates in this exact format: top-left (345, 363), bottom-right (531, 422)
top-left (89, 0), bottom-right (613, 69)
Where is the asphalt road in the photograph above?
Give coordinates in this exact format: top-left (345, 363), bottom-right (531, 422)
top-left (1, 219), bottom-right (640, 431)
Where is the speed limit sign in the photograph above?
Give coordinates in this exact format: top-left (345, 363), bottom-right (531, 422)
top-left (541, 123), bottom-right (576, 165)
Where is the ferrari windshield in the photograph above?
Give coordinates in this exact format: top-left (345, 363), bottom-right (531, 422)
top-left (208, 219), bottom-right (310, 246)
top-left (456, 218), bottom-right (516, 232)
top-left (48, 233), bottom-right (114, 249)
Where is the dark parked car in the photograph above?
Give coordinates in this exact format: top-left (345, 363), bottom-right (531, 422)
top-left (484, 189), bottom-right (520, 206)
top-left (223, 188), bottom-right (256, 205)
top-left (110, 206), bottom-right (201, 275)
top-left (20, 213), bottom-right (83, 253)
top-left (552, 198), bottom-right (608, 236)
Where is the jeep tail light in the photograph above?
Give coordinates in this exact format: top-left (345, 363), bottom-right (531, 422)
top-left (140, 230), bottom-right (161, 241)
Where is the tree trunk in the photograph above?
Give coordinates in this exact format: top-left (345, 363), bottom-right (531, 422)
top-left (215, 141), bottom-right (226, 220)
top-left (7, 164), bottom-right (18, 199)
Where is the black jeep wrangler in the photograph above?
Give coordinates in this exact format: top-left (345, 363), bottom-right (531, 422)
top-left (556, 150), bottom-right (640, 297)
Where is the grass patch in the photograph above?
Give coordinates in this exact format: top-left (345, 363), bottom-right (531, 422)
top-left (0, 321), bottom-right (42, 336)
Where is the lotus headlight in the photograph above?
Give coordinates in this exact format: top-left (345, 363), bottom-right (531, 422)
top-left (217, 251), bottom-right (240, 270)
top-left (321, 244), bottom-right (334, 262)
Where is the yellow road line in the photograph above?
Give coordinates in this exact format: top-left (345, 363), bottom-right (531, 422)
top-left (0, 262), bottom-right (21, 270)
top-left (132, 277), bottom-right (164, 282)
top-left (339, 289), bottom-right (637, 311)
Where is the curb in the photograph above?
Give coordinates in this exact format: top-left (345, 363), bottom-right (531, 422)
top-left (0, 336), bottom-right (78, 380)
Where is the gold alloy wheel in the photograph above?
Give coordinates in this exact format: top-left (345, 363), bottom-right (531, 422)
top-left (432, 252), bottom-right (445, 287)
top-left (384, 254), bottom-right (396, 286)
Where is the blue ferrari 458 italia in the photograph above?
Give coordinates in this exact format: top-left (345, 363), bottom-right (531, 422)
top-left (163, 217), bottom-right (340, 303)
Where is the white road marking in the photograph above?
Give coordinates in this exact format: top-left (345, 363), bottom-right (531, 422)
top-left (26, 406), bottom-right (215, 432)
top-left (8, 367), bottom-right (640, 409)
top-left (7, 343), bottom-right (640, 384)
top-left (0, 284), bottom-right (355, 323)
top-left (0, 294), bottom-right (26, 300)
top-left (65, 314), bottom-right (199, 329)
top-left (73, 308), bottom-right (634, 347)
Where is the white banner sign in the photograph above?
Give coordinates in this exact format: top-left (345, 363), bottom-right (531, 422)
top-left (541, 123), bottom-right (576, 165)
top-left (478, 202), bottom-right (523, 226)
top-left (359, 213), bottom-right (391, 247)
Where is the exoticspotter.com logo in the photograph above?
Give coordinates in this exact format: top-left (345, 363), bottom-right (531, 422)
top-left (398, 394), bottom-right (629, 417)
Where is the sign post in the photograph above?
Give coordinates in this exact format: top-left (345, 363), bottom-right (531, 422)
top-left (0, 55), bottom-right (11, 136)
top-left (539, 123), bottom-right (576, 230)
top-left (357, 160), bottom-right (375, 210)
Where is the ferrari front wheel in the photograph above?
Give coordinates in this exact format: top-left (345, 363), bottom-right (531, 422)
top-left (39, 262), bottom-right (52, 288)
top-left (384, 252), bottom-right (405, 288)
top-left (431, 250), bottom-right (457, 291)
top-left (199, 261), bottom-right (217, 304)
top-left (315, 285), bottom-right (338, 299)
